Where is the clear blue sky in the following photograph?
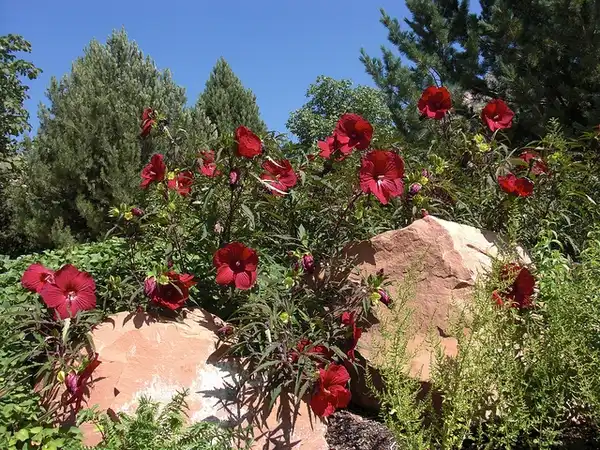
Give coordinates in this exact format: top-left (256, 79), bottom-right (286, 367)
top-left (1, 0), bottom-right (480, 136)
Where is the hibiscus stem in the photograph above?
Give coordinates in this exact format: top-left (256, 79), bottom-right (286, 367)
top-left (332, 191), bottom-right (363, 231)
top-left (222, 186), bottom-right (237, 246)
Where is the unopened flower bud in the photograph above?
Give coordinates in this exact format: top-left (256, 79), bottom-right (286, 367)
top-left (144, 276), bottom-right (157, 297)
top-left (378, 289), bottom-right (392, 306)
top-left (131, 207), bottom-right (144, 217)
top-left (409, 183), bottom-right (422, 196)
top-left (301, 254), bottom-right (315, 274)
top-left (229, 168), bottom-right (240, 188)
top-left (217, 324), bottom-right (234, 339)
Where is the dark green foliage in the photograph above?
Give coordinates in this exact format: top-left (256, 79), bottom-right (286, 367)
top-left (286, 75), bottom-right (396, 145)
top-left (0, 238), bottom-right (141, 449)
top-left (195, 58), bottom-right (266, 136)
top-left (362, 0), bottom-right (600, 139)
top-left (0, 35), bottom-right (41, 255)
top-left (76, 390), bottom-right (233, 450)
top-left (0, 34), bottom-right (40, 156)
top-left (10, 30), bottom-right (190, 248)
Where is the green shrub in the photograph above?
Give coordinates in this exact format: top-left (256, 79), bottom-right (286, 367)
top-left (372, 229), bottom-right (600, 449)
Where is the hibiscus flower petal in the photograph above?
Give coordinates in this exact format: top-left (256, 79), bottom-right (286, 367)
top-left (310, 391), bottom-right (335, 417)
top-left (328, 385), bottom-right (352, 409)
top-left (216, 265), bottom-right (235, 286)
top-left (234, 270), bottom-right (257, 290)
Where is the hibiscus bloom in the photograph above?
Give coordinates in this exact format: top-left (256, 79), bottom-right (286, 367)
top-left (289, 338), bottom-right (333, 364)
top-left (519, 150), bottom-right (549, 176)
top-left (140, 154), bottom-right (166, 188)
top-left (418, 86), bottom-right (452, 119)
top-left (359, 150), bottom-right (405, 205)
top-left (334, 114), bottom-right (373, 153)
top-left (140, 108), bottom-right (156, 138)
top-left (213, 242), bottom-right (258, 290)
top-left (260, 159), bottom-right (298, 196)
top-left (498, 173), bottom-right (534, 197)
top-left (199, 150), bottom-right (221, 177)
top-left (167, 170), bottom-right (194, 197)
top-left (493, 264), bottom-right (535, 309)
top-left (21, 263), bottom-right (54, 293)
top-left (235, 126), bottom-right (262, 158)
top-left (317, 135), bottom-right (350, 161)
top-left (481, 99), bottom-right (514, 132)
top-left (64, 353), bottom-right (101, 412)
top-left (40, 264), bottom-right (96, 319)
top-left (310, 364), bottom-right (352, 417)
top-left (145, 271), bottom-right (196, 311)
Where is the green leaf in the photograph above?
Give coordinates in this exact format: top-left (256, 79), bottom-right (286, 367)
top-left (241, 204), bottom-right (255, 229)
top-left (14, 429), bottom-right (29, 442)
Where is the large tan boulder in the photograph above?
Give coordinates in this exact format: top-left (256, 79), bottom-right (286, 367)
top-left (346, 216), bottom-right (526, 407)
top-left (60, 309), bottom-right (326, 449)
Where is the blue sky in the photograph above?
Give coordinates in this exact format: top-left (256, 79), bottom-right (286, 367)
top-left (2, 0), bottom-right (480, 136)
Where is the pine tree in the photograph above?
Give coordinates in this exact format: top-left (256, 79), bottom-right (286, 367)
top-left (195, 58), bottom-right (266, 136)
top-left (10, 30), bottom-right (202, 248)
top-left (361, 0), bottom-right (600, 139)
top-left (287, 76), bottom-right (396, 145)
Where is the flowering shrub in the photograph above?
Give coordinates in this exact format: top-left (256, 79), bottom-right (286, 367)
top-left (3, 79), bottom-right (600, 448)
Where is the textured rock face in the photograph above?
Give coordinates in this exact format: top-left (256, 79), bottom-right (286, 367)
top-left (346, 216), bottom-right (524, 407)
top-left (61, 309), bottom-right (327, 449)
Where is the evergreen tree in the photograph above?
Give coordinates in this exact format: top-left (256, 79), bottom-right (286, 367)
top-left (287, 76), bottom-right (396, 145)
top-left (0, 35), bottom-right (40, 255)
top-left (195, 58), bottom-right (266, 136)
top-left (10, 30), bottom-right (201, 248)
top-left (361, 0), bottom-right (600, 139)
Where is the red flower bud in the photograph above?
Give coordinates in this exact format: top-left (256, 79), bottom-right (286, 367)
top-left (301, 254), bottom-right (315, 274)
top-left (378, 289), bottom-right (392, 306)
top-left (229, 168), bottom-right (240, 187)
top-left (131, 207), bottom-right (144, 217)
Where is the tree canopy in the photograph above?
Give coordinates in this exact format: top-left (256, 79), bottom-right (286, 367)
top-left (361, 0), bottom-right (600, 139)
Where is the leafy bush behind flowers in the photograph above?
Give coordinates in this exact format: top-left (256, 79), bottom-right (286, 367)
top-left (2, 87), bottom-right (600, 448)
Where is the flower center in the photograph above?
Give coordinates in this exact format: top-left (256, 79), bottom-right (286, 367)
top-left (234, 260), bottom-right (243, 269)
top-left (66, 291), bottom-right (77, 303)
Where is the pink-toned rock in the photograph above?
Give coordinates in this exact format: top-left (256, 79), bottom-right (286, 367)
top-left (52, 309), bottom-right (327, 449)
top-left (346, 216), bottom-right (527, 407)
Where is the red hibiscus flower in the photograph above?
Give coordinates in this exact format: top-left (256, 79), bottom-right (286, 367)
top-left (498, 173), bottom-right (534, 197)
top-left (317, 135), bottom-right (350, 161)
top-left (140, 154), bottom-right (166, 188)
top-left (235, 126), bottom-right (262, 158)
top-left (482, 99), bottom-right (514, 132)
top-left (418, 86), bottom-right (452, 119)
top-left (359, 150), bottom-right (405, 205)
top-left (289, 339), bottom-right (333, 364)
top-left (260, 159), bottom-right (298, 196)
top-left (493, 264), bottom-right (535, 309)
top-left (140, 108), bottom-right (156, 138)
top-left (334, 114), bottom-right (373, 153)
top-left (145, 271), bottom-right (196, 311)
top-left (341, 312), bottom-right (362, 361)
top-left (213, 242), bottom-right (258, 290)
top-left (64, 353), bottom-right (101, 412)
top-left (40, 265), bottom-right (96, 319)
top-left (199, 150), bottom-right (221, 177)
top-left (519, 150), bottom-right (549, 176)
top-left (167, 170), bottom-right (194, 197)
top-left (310, 364), bottom-right (352, 417)
top-left (21, 263), bottom-right (54, 293)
